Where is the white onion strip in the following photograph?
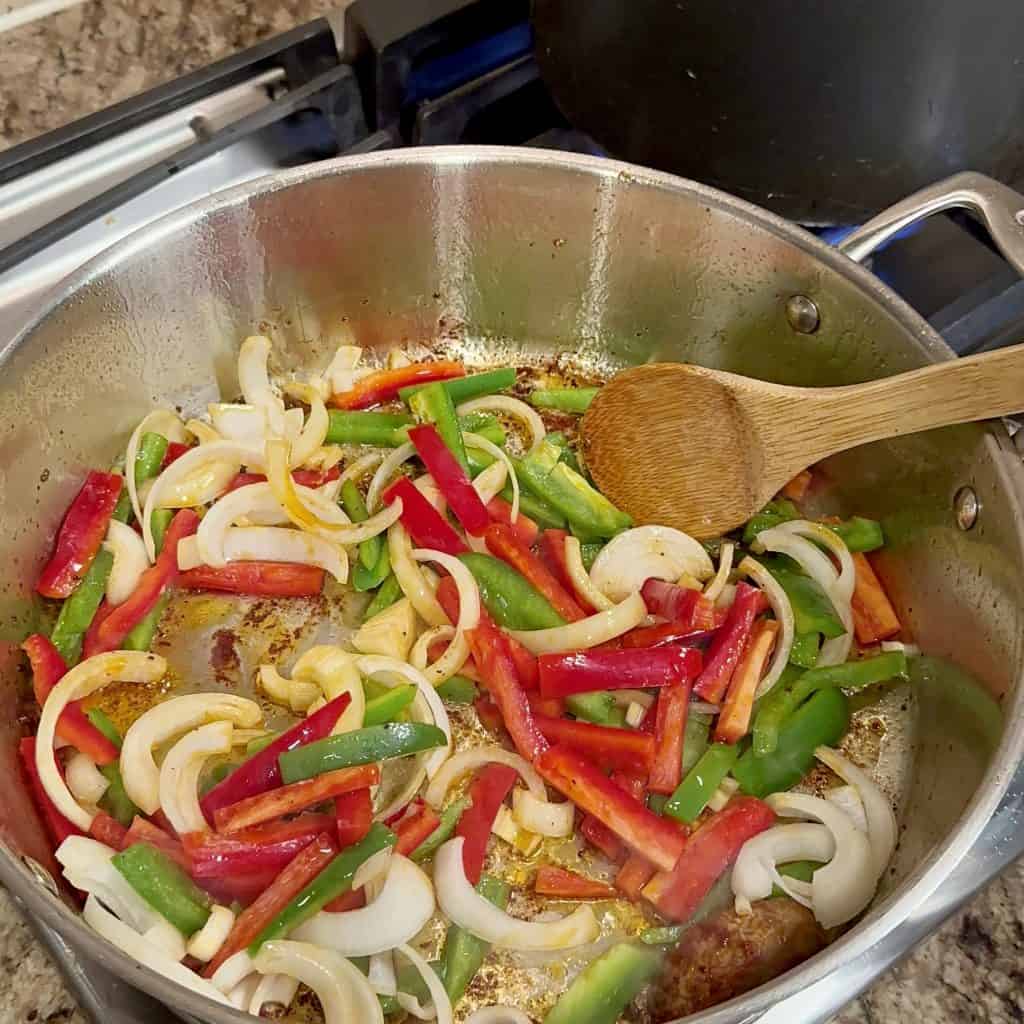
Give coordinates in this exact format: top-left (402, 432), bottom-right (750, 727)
top-left (250, 974), bottom-right (300, 1016)
top-left (283, 383), bottom-right (330, 468)
top-left (367, 442), bottom-right (416, 512)
top-left (103, 520), bottom-right (150, 604)
top-left (703, 541), bottom-right (736, 603)
top-left (124, 409), bottom-right (189, 528)
top-left (389, 523), bottom-right (448, 627)
top-left (186, 904), bottom-right (235, 963)
top-left (470, 459), bottom-right (508, 505)
top-left (158, 721), bottom-right (234, 835)
top-left (457, 396), bottom-right (546, 454)
top-left (737, 556), bottom-right (794, 699)
top-left (412, 548), bottom-right (478, 684)
top-left (395, 943), bottom-right (453, 1024)
top-left (37, 651), bottom-right (166, 830)
top-left (66, 752), bottom-right (109, 806)
top-left (410, 625), bottom-right (455, 671)
top-left (435, 839), bottom-right (599, 949)
top-left (196, 482), bottom-right (286, 565)
top-left (512, 788), bottom-right (574, 837)
top-left (238, 335), bottom-right (286, 438)
top-left (563, 536), bottom-right (614, 611)
top-left (466, 1008), bottom-right (532, 1024)
top-left (339, 451), bottom-right (384, 489)
top-left (510, 591), bottom-right (646, 655)
top-left (179, 526), bottom-right (348, 582)
top-left (464, 432), bottom-right (519, 521)
top-left (426, 745), bottom-right (545, 808)
top-left (210, 951), bottom-right (256, 994)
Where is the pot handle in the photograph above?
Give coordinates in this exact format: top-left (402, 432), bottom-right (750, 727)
top-left (838, 171), bottom-right (1024, 275)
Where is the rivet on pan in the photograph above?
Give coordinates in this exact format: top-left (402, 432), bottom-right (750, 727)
top-left (22, 855), bottom-right (59, 897)
top-left (785, 295), bottom-right (820, 334)
top-left (953, 486), bottom-right (979, 530)
top-left (1015, 209), bottom-right (1024, 226)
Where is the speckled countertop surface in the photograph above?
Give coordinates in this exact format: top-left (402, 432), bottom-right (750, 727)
top-left (2, 2), bottom-right (1024, 1022)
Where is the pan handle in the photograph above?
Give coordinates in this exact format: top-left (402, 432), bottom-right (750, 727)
top-left (838, 171), bottom-right (1024, 275)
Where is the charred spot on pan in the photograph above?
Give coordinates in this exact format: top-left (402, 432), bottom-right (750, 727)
top-left (210, 628), bottom-right (240, 679)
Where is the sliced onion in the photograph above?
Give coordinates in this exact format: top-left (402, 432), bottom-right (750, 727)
top-left (186, 904), bottom-right (235, 963)
top-left (121, 692), bottom-right (261, 814)
top-left (703, 541), bottom-right (735, 603)
top-left (253, 940), bottom-right (384, 1024)
top-left (610, 689), bottom-right (655, 710)
top-left (325, 344), bottom-right (365, 396)
top-left (352, 847), bottom-right (395, 893)
top-left (208, 403), bottom-right (267, 445)
top-left (737, 557), bottom-right (794, 699)
top-left (238, 335), bottom-right (286, 437)
top-left (66, 752), bottom-right (109, 805)
top-left (690, 699), bottom-right (721, 716)
top-left (196, 482), bottom-right (286, 566)
top-left (395, 942), bottom-right (453, 1024)
top-left (83, 895), bottom-right (231, 1005)
top-left (353, 598), bottom-right (417, 661)
top-left (466, 1008), bottom-right (532, 1024)
top-left (355, 655), bottom-right (451, 779)
top-left (38, 652), bottom-right (166, 829)
top-left (103, 520), bottom-right (151, 601)
top-left (367, 442), bottom-right (416, 513)
top-left (469, 457), bottom-right (508, 505)
top-left (426, 746), bottom-right (545, 808)
top-left (415, 474), bottom-right (447, 514)
top-left (181, 525), bottom-right (347, 582)
top-left (816, 745), bottom-right (897, 879)
top-left (159, 721), bottom-right (234, 834)
top-left (827, 784), bottom-right (870, 834)
top-left (284, 382), bottom-right (330, 468)
top-left (457, 395), bottom-right (545, 454)
top-left (249, 973), bottom-right (299, 1016)
top-left (767, 791), bottom-right (877, 928)
top-left (410, 625), bottom-right (455, 671)
top-left (510, 591), bottom-right (646, 655)
top-left (731, 823), bottom-right (835, 914)
top-left (389, 523), bottom-right (448, 627)
top-left (292, 645), bottom-right (366, 733)
top-left (590, 526), bottom-right (714, 602)
top-left (368, 952), bottom-right (397, 997)
top-left (339, 451), bottom-right (384, 488)
top-left (465, 432), bottom-right (519, 521)
top-left (143, 919), bottom-right (188, 961)
top-left (881, 640), bottom-right (919, 656)
top-left (413, 548), bottom-right (479, 682)
top-left (294, 855), bottom-right (435, 956)
top-left (125, 410), bottom-right (189, 526)
top-left (210, 950), bottom-right (256, 994)
top-left (435, 839), bottom-right (599, 949)
top-left (512, 788), bottom-right (573, 837)
top-left (563, 536), bottom-right (614, 611)
top-left (185, 418), bottom-right (222, 444)
top-left (227, 976), bottom-right (261, 1011)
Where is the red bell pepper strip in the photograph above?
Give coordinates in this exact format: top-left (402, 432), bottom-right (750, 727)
top-left (693, 582), bottom-right (767, 703)
top-left (617, 623), bottom-right (717, 650)
top-left (534, 716), bottom-right (655, 774)
top-left (160, 441), bottom-right (193, 469)
top-left (384, 476), bottom-right (468, 555)
top-left (213, 764), bottom-right (380, 833)
top-left (537, 744), bottom-right (688, 872)
top-left (484, 523), bottom-right (586, 622)
top-left (487, 497), bottom-right (539, 547)
top-left (642, 796), bottom-right (775, 921)
top-left (89, 811), bottom-right (129, 850)
top-left (580, 815), bottom-right (624, 861)
top-left (36, 471), bottom-right (123, 599)
top-left (527, 693), bottom-right (565, 718)
top-left (409, 424), bottom-right (490, 536)
top-left (201, 870), bottom-right (281, 908)
top-left (23, 634), bottom-right (118, 765)
top-left (200, 691), bottom-right (352, 821)
top-left (183, 814), bottom-right (336, 878)
top-left (538, 646), bottom-right (702, 700)
top-left (538, 528), bottom-right (595, 613)
top-left (641, 579), bottom-right (705, 622)
top-left (395, 802), bottom-right (442, 857)
top-left (615, 852), bottom-right (657, 898)
top-left (781, 469), bottom-right (813, 502)
top-left (715, 619), bottom-right (779, 744)
top-left (335, 789), bottom-right (373, 848)
top-left (331, 360), bottom-right (466, 410)
top-left (84, 509), bottom-right (199, 656)
top-left (850, 552), bottom-right (901, 644)
top-left (177, 562), bottom-right (325, 598)
top-left (124, 816), bottom-right (190, 869)
top-left (534, 865), bottom-right (616, 899)
top-left (19, 736), bottom-right (84, 848)
top-left (647, 674), bottom-right (694, 795)
top-left (456, 764), bottom-right (518, 884)
top-left (204, 831), bottom-right (339, 977)
top-left (324, 887), bottom-right (367, 913)
top-left (225, 466), bottom-right (341, 493)
top-left (473, 697), bottom-right (507, 738)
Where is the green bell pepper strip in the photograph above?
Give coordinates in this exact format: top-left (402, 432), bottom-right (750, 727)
top-left (789, 631), bottom-right (821, 669)
top-left (400, 367), bottom-right (517, 405)
top-left (517, 440), bottom-right (631, 538)
top-left (134, 432), bottom-right (169, 485)
top-left (827, 516), bottom-right (885, 553)
top-left (123, 591), bottom-right (169, 652)
top-left (409, 381), bottom-right (470, 473)
top-left (85, 707), bottom-right (122, 748)
top-left (458, 552), bottom-right (566, 630)
top-left (544, 431), bottom-right (583, 475)
top-left (646, 793), bottom-right (668, 815)
top-left (279, 722), bottom-right (448, 783)
top-left (441, 874), bottom-right (510, 1004)
top-left (99, 762), bottom-right (139, 826)
top-left (753, 651), bottom-right (907, 756)
top-left (49, 548), bottom-right (115, 665)
top-left (112, 843), bottom-right (211, 935)
top-left (457, 411), bottom-right (507, 448)
top-left (664, 743), bottom-right (739, 823)
top-left (435, 675), bottom-right (478, 704)
top-left (735, 688), bottom-right (850, 798)
top-left (246, 733), bottom-right (277, 756)
top-left (465, 445), bottom-right (571, 529)
top-left (363, 573), bottom-right (403, 621)
top-left (410, 796), bottom-right (472, 864)
top-left (111, 485), bottom-right (133, 524)
top-left (680, 711), bottom-right (711, 777)
top-left (249, 823), bottom-right (396, 953)
top-left (579, 541), bottom-right (603, 571)
top-left (362, 685), bottom-right (417, 726)
top-left (326, 410), bottom-right (414, 447)
top-left (759, 556), bottom-right (845, 639)
top-left (640, 925), bottom-right (684, 945)
top-left (340, 479), bottom-right (391, 591)
top-left (150, 508), bottom-right (174, 555)
top-left (543, 942), bottom-right (663, 1024)
top-left (770, 859), bottom-right (820, 896)
top-left (200, 761), bottom-right (236, 796)
top-left (742, 499), bottom-right (800, 544)
top-left (529, 386), bottom-right (600, 414)
top-left (566, 691), bottom-right (627, 727)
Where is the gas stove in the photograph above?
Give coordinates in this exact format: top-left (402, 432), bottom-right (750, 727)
top-left (3, 3), bottom-right (1024, 1022)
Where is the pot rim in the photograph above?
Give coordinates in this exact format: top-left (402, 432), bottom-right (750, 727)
top-left (3, 145), bottom-right (1022, 1024)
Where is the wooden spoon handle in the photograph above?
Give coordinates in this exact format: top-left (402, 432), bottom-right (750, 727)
top-left (805, 342), bottom-right (1024, 459)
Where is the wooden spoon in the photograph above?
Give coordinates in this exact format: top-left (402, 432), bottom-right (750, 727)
top-left (581, 348), bottom-right (1024, 538)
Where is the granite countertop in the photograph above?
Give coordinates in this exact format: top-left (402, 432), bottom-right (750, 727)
top-left (2, 2), bottom-right (1023, 1022)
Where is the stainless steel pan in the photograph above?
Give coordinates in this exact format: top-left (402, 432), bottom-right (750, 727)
top-left (2, 149), bottom-right (1024, 1023)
